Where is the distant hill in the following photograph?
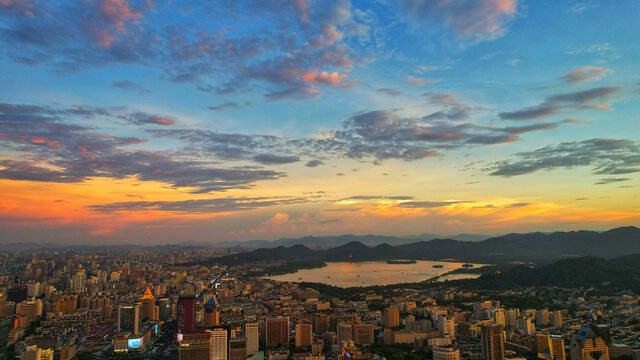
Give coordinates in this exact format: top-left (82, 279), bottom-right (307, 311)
top-left (462, 254), bottom-right (640, 292)
top-left (205, 226), bottom-right (640, 265)
top-left (214, 233), bottom-right (492, 248)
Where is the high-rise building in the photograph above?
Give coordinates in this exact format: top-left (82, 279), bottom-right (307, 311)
top-left (337, 323), bottom-right (353, 344)
top-left (434, 346), bottom-right (461, 360)
top-left (140, 287), bottom-right (158, 321)
top-left (538, 334), bottom-right (566, 360)
top-left (481, 324), bottom-right (505, 360)
top-left (0, 317), bottom-right (10, 360)
top-left (178, 296), bottom-right (196, 334)
top-left (72, 272), bottom-right (86, 292)
top-left (550, 311), bottom-right (563, 329)
top-left (313, 313), bottom-right (327, 333)
top-left (21, 346), bottom-right (42, 360)
top-left (229, 337), bottom-right (247, 360)
top-left (244, 322), bottom-right (259, 355)
top-left (505, 309), bottom-right (519, 328)
top-left (296, 323), bottom-right (312, 347)
top-left (266, 317), bottom-right (289, 348)
top-left (203, 297), bottom-right (220, 327)
top-left (352, 324), bottom-right (374, 345)
top-left (211, 328), bottom-right (228, 360)
top-left (384, 307), bottom-right (400, 328)
top-left (570, 327), bottom-right (610, 360)
top-left (516, 316), bottom-right (535, 336)
top-left (178, 333), bottom-right (210, 360)
top-left (158, 298), bottom-right (171, 321)
top-left (593, 325), bottom-right (611, 346)
top-left (118, 304), bottom-right (140, 334)
top-left (439, 315), bottom-right (456, 339)
top-left (490, 309), bottom-right (506, 327)
top-left (536, 309), bottom-right (550, 327)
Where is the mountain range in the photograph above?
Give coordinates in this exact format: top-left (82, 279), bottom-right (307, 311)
top-left (213, 233), bottom-right (491, 248)
top-left (203, 226), bottom-right (640, 266)
top-left (459, 254), bottom-right (640, 293)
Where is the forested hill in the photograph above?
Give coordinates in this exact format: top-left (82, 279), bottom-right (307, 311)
top-left (199, 226), bottom-right (640, 265)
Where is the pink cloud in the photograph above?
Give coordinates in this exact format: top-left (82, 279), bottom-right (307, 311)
top-left (407, 76), bottom-right (440, 85)
top-left (291, 0), bottom-right (309, 22)
top-left (0, 0), bottom-right (34, 16)
top-left (403, 0), bottom-right (518, 41)
top-left (298, 70), bottom-right (348, 86)
top-left (97, 0), bottom-right (142, 33)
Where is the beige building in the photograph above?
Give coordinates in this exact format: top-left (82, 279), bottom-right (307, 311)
top-left (434, 346), bottom-right (461, 360)
top-left (537, 334), bottom-right (566, 360)
top-left (570, 327), bottom-right (609, 360)
top-left (384, 307), bottom-right (400, 328)
top-left (296, 323), bottom-right (313, 347)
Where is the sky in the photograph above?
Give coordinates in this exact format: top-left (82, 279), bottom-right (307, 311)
top-left (0, 0), bottom-right (639, 245)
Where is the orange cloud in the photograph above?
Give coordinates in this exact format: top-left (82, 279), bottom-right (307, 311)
top-left (97, 0), bottom-right (142, 33)
top-left (298, 70), bottom-right (348, 86)
top-left (407, 76), bottom-right (440, 85)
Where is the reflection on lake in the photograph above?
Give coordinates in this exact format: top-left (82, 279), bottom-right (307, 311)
top-left (264, 260), bottom-right (483, 288)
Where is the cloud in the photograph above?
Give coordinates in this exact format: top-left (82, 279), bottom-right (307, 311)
top-left (88, 196), bottom-right (312, 213)
top-left (305, 160), bottom-right (325, 167)
top-left (343, 195), bottom-right (414, 201)
top-left (489, 138), bottom-right (640, 176)
top-left (499, 86), bottom-right (621, 120)
top-left (0, 1), bottom-right (369, 101)
top-left (594, 178), bottom-right (630, 185)
top-left (407, 76), bottom-right (439, 85)
top-left (112, 80), bottom-right (150, 94)
top-left (297, 70), bottom-right (348, 86)
top-left (561, 66), bottom-right (611, 86)
top-left (502, 122), bottom-right (560, 134)
top-left (0, 102), bottom-right (284, 192)
top-left (334, 108), bottom-right (561, 161)
top-left (394, 200), bottom-right (471, 208)
top-left (264, 85), bottom-right (322, 101)
top-left (207, 102), bottom-right (251, 111)
top-left (506, 58), bottom-right (521, 66)
top-left (252, 154), bottom-right (301, 165)
top-left (568, 3), bottom-right (587, 13)
top-left (401, 0), bottom-right (518, 41)
top-left (127, 112), bottom-right (176, 126)
top-left (377, 88), bottom-right (401, 97)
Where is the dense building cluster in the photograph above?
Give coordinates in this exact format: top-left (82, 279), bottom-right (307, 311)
top-left (1, 249), bottom-right (639, 360)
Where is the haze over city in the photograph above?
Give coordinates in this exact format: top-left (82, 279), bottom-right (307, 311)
top-left (0, 0), bottom-right (639, 245)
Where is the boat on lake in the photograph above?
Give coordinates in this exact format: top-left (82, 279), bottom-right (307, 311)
top-left (386, 259), bottom-right (417, 264)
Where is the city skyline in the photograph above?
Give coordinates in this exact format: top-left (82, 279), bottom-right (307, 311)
top-left (1, 0), bottom-right (639, 244)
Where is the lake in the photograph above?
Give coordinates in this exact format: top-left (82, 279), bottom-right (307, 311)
top-left (264, 260), bottom-right (483, 288)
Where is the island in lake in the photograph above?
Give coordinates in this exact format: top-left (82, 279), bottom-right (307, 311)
top-left (386, 259), bottom-right (417, 264)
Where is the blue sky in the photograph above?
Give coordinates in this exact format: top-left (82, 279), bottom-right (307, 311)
top-left (0, 0), bottom-right (639, 244)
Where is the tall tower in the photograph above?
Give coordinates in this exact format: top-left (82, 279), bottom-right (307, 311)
top-left (118, 304), bottom-right (141, 334)
top-left (384, 307), bottom-right (400, 328)
top-left (177, 296), bottom-right (196, 334)
top-left (481, 324), bottom-right (505, 360)
top-left (210, 328), bottom-right (227, 360)
top-left (140, 287), bottom-right (158, 320)
top-left (244, 322), bottom-right (259, 355)
top-left (203, 297), bottom-right (220, 327)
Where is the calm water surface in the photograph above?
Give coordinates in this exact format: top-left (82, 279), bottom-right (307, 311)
top-left (264, 260), bottom-right (483, 287)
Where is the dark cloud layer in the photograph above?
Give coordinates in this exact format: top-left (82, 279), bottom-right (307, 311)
top-left (489, 138), bottom-right (640, 176)
top-left (0, 103), bottom-right (283, 192)
top-left (112, 80), bottom-right (150, 94)
top-left (88, 196), bottom-right (311, 213)
top-left (499, 86), bottom-right (621, 121)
